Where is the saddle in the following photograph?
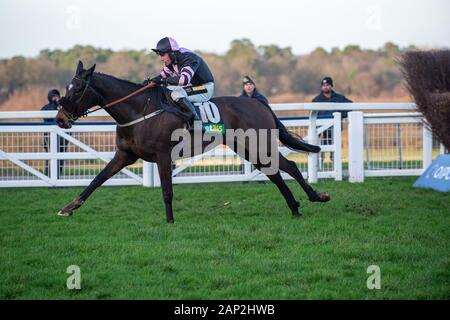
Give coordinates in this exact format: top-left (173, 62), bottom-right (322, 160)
top-left (157, 87), bottom-right (225, 134)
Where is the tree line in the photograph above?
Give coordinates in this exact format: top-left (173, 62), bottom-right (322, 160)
top-left (0, 39), bottom-right (416, 107)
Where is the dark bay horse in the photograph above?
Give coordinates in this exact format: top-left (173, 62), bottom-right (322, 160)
top-left (56, 61), bottom-right (330, 223)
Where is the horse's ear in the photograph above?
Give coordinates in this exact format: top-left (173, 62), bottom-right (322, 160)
top-left (76, 61), bottom-right (84, 75)
top-left (86, 64), bottom-right (96, 78)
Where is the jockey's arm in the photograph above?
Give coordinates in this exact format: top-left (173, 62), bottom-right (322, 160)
top-left (165, 55), bottom-right (200, 86)
top-left (144, 54), bottom-right (200, 87)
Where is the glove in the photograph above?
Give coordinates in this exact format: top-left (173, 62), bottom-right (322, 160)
top-left (150, 76), bottom-right (164, 85)
top-left (142, 78), bottom-right (151, 86)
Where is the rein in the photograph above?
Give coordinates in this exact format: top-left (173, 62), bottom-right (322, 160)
top-left (82, 81), bottom-right (156, 116)
top-left (60, 79), bottom-right (162, 127)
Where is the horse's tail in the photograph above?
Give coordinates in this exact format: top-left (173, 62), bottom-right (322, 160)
top-left (262, 101), bottom-right (321, 153)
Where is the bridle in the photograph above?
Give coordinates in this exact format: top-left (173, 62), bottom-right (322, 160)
top-left (58, 76), bottom-right (155, 123)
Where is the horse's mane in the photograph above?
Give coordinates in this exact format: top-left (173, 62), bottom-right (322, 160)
top-left (93, 72), bottom-right (167, 107)
top-left (95, 72), bottom-right (163, 96)
top-left (94, 72), bottom-right (142, 88)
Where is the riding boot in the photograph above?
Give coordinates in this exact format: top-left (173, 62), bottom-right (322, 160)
top-left (176, 98), bottom-right (204, 132)
top-left (176, 97), bottom-right (201, 122)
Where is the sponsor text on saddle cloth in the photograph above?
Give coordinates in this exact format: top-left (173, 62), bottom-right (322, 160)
top-left (186, 85), bottom-right (225, 134)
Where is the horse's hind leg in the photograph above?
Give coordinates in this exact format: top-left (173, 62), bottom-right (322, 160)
top-left (252, 163), bottom-right (300, 217)
top-left (57, 150), bottom-right (138, 216)
top-left (278, 154), bottom-right (330, 202)
top-left (229, 139), bottom-right (300, 216)
top-left (268, 172), bottom-right (301, 216)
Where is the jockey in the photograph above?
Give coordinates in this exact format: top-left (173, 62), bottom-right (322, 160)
top-left (143, 37), bottom-right (215, 123)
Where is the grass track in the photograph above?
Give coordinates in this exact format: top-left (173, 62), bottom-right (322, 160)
top-left (0, 177), bottom-right (449, 299)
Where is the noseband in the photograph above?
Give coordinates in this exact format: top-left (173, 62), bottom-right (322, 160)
top-left (59, 76), bottom-right (106, 121)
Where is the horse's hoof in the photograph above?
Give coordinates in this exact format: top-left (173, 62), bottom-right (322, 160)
top-left (292, 212), bottom-right (302, 218)
top-left (57, 210), bottom-right (72, 217)
top-left (57, 197), bottom-right (84, 217)
top-left (309, 191), bottom-right (331, 202)
top-left (167, 219), bottom-right (174, 224)
top-left (319, 192), bottom-right (331, 202)
top-left (290, 201), bottom-right (301, 216)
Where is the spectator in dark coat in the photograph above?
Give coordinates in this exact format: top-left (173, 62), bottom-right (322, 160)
top-left (312, 76), bottom-right (352, 119)
top-left (40, 89), bottom-right (68, 177)
top-left (312, 77), bottom-right (352, 165)
top-left (41, 89), bottom-right (61, 122)
top-left (239, 75), bottom-right (269, 104)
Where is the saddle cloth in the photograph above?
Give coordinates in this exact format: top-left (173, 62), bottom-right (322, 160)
top-left (193, 101), bottom-right (225, 134)
top-left (157, 86), bottom-right (225, 134)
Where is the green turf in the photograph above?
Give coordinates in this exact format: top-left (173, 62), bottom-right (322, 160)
top-left (0, 177), bottom-right (449, 300)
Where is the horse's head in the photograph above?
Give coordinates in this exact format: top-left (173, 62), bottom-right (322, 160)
top-left (56, 61), bottom-right (100, 128)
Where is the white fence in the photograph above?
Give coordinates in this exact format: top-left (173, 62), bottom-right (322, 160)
top-left (0, 103), bottom-right (444, 188)
top-left (348, 111), bottom-right (435, 182)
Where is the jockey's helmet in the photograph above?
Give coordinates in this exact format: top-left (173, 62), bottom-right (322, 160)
top-left (152, 37), bottom-right (180, 54)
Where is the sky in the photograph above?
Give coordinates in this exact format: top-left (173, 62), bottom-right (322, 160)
top-left (0, 0), bottom-right (449, 59)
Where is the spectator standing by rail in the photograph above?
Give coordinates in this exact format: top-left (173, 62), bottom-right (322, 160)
top-left (239, 75), bottom-right (270, 184)
top-left (312, 77), bottom-right (352, 167)
top-left (41, 89), bottom-right (68, 178)
top-left (239, 75), bottom-right (269, 104)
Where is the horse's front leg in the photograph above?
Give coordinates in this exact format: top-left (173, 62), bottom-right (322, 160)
top-left (156, 153), bottom-right (174, 223)
top-left (57, 150), bottom-right (138, 216)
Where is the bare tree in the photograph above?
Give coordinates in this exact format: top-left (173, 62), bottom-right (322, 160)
top-left (399, 50), bottom-right (450, 151)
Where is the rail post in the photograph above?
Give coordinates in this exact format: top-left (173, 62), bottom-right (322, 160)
top-left (422, 124), bottom-right (433, 171)
top-left (50, 127), bottom-right (58, 184)
top-left (142, 161), bottom-right (153, 187)
top-left (348, 111), bottom-right (364, 182)
top-left (307, 110), bottom-right (319, 183)
top-left (333, 112), bottom-right (342, 181)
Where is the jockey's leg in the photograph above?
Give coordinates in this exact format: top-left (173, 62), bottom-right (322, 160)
top-left (169, 87), bottom-right (201, 121)
top-left (178, 98), bottom-right (201, 121)
top-left (168, 83), bottom-right (214, 123)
